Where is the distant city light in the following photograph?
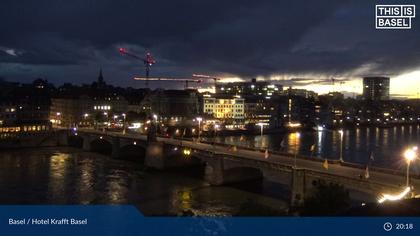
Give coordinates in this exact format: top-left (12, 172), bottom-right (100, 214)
top-left (286, 122), bottom-right (301, 128)
top-left (128, 123), bottom-right (142, 129)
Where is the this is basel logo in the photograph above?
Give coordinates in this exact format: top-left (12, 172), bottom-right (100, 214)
top-left (376, 5), bottom-right (416, 29)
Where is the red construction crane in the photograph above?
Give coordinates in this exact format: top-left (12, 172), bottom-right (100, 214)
top-left (133, 77), bottom-right (202, 89)
top-left (119, 47), bottom-right (156, 86)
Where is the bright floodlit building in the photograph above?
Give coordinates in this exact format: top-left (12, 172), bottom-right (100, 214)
top-left (203, 95), bottom-right (245, 128)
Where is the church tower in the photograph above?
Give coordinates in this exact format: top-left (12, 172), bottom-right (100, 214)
top-left (97, 68), bottom-right (106, 89)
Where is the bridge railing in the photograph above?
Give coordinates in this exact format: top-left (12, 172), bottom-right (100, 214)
top-left (199, 150), bottom-right (402, 191)
top-left (68, 128), bottom-right (420, 180)
top-left (185, 138), bottom-right (420, 180)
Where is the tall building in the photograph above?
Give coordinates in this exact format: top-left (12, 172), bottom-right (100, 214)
top-left (363, 77), bottom-right (390, 101)
top-left (215, 78), bottom-right (282, 99)
top-left (283, 87), bottom-right (318, 99)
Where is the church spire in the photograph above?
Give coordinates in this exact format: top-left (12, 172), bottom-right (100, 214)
top-left (98, 67), bottom-right (104, 84)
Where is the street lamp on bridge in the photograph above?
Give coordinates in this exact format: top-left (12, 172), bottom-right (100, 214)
top-left (339, 129), bottom-right (344, 163)
top-left (122, 113), bottom-right (126, 134)
top-left (294, 132), bottom-right (300, 168)
top-left (404, 146), bottom-right (417, 187)
top-left (196, 117), bottom-right (202, 142)
top-left (256, 122), bottom-right (268, 137)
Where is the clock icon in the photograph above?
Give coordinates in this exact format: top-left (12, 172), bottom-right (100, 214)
top-left (384, 222), bottom-right (393, 232)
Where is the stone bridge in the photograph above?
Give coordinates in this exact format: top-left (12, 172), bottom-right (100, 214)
top-left (54, 129), bottom-right (420, 206)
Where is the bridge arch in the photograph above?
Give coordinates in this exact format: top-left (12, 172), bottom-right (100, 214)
top-left (90, 138), bottom-right (113, 154)
top-left (68, 135), bottom-right (83, 148)
top-left (119, 144), bottom-right (147, 161)
top-left (223, 166), bottom-right (264, 184)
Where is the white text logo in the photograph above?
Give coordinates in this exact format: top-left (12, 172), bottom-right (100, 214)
top-left (376, 5), bottom-right (415, 29)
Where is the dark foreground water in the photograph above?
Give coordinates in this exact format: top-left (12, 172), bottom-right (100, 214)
top-left (0, 147), bottom-right (288, 216)
top-left (209, 125), bottom-right (420, 172)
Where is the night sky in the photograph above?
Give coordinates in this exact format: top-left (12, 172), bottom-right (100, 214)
top-left (0, 0), bottom-right (419, 96)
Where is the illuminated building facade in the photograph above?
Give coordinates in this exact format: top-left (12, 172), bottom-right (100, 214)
top-left (203, 95), bottom-right (245, 125)
top-left (244, 97), bottom-right (273, 126)
top-left (0, 120), bottom-right (52, 140)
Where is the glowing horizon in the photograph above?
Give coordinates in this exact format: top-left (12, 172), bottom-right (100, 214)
top-left (201, 70), bottom-right (420, 98)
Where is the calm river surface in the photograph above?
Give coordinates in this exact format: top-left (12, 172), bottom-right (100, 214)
top-left (0, 147), bottom-right (287, 216)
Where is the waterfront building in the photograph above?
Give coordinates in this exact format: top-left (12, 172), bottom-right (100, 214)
top-left (0, 120), bottom-right (52, 140)
top-left (244, 97), bottom-right (272, 126)
top-left (203, 94), bottom-right (245, 128)
top-left (49, 96), bottom-right (93, 127)
top-left (141, 89), bottom-right (201, 124)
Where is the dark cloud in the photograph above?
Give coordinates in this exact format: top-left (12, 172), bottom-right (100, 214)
top-left (0, 0), bottom-right (419, 87)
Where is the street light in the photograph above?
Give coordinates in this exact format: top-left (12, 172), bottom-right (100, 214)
top-left (113, 115), bottom-right (118, 126)
top-left (256, 122), bottom-right (267, 137)
top-left (56, 112), bottom-right (61, 127)
top-left (103, 112), bottom-right (108, 131)
top-left (404, 147), bottom-right (417, 186)
top-left (339, 129), bottom-right (344, 162)
top-left (196, 117), bottom-right (202, 141)
top-left (214, 124), bottom-right (220, 140)
top-left (294, 132), bottom-right (300, 168)
top-left (122, 113), bottom-right (126, 134)
top-left (212, 124), bottom-right (220, 152)
top-left (214, 124), bottom-right (220, 134)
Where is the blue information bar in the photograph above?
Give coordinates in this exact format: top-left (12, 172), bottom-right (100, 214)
top-left (0, 206), bottom-right (419, 236)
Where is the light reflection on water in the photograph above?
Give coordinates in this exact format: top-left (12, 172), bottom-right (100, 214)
top-left (0, 147), bottom-right (287, 216)
top-left (207, 125), bottom-right (420, 171)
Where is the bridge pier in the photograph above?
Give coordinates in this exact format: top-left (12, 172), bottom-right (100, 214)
top-left (82, 135), bottom-right (91, 151)
top-left (204, 159), bottom-right (225, 185)
top-left (57, 131), bottom-right (69, 146)
top-left (111, 137), bottom-right (120, 159)
top-left (291, 168), bottom-right (306, 207)
top-left (144, 142), bottom-right (165, 169)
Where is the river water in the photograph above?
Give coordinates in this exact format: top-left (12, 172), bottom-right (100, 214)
top-left (0, 147), bottom-right (288, 216)
top-left (209, 125), bottom-right (420, 172)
